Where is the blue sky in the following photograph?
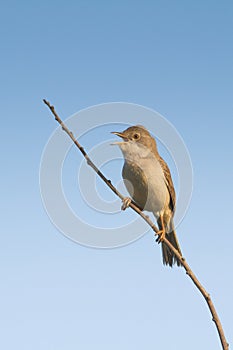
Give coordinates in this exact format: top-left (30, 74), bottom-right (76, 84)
top-left (1, 1), bottom-right (233, 349)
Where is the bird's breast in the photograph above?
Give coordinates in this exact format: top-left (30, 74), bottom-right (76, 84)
top-left (122, 157), bottom-right (168, 213)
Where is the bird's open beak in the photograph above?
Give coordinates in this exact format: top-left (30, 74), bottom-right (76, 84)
top-left (111, 131), bottom-right (128, 145)
top-left (111, 131), bottom-right (125, 138)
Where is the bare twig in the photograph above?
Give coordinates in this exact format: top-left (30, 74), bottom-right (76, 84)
top-left (43, 99), bottom-right (229, 350)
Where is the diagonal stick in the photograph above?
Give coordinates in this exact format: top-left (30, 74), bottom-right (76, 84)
top-left (43, 99), bottom-right (229, 350)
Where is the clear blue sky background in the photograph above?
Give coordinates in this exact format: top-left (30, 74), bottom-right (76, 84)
top-left (1, 1), bottom-right (233, 349)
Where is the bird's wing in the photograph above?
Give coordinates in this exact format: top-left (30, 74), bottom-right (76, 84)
top-left (158, 156), bottom-right (176, 213)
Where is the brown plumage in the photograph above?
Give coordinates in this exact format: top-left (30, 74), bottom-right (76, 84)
top-left (157, 155), bottom-right (181, 266)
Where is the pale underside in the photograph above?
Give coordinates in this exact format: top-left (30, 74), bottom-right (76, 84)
top-left (122, 157), bottom-right (170, 218)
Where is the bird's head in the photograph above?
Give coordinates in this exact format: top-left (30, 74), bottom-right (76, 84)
top-left (111, 125), bottom-right (158, 160)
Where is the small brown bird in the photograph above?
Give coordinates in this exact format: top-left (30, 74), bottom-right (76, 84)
top-left (112, 125), bottom-right (182, 267)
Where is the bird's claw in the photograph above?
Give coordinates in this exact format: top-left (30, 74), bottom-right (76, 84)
top-left (155, 230), bottom-right (165, 244)
top-left (121, 197), bottom-right (132, 210)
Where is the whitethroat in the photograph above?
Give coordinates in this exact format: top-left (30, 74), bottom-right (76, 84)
top-left (112, 125), bottom-right (182, 267)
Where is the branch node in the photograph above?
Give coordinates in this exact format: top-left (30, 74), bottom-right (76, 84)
top-left (86, 159), bottom-right (92, 166)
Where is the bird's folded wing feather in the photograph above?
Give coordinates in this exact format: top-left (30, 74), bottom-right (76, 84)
top-left (158, 156), bottom-right (176, 213)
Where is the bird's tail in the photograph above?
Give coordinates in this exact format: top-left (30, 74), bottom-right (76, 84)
top-left (160, 220), bottom-right (182, 267)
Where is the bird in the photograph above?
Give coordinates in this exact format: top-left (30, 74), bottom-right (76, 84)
top-left (112, 125), bottom-right (182, 267)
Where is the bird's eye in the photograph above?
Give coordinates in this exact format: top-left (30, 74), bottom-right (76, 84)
top-left (133, 133), bottom-right (140, 140)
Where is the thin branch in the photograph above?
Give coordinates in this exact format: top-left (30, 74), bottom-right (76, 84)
top-left (43, 99), bottom-right (229, 350)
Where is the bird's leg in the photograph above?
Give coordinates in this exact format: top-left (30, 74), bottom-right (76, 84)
top-left (121, 197), bottom-right (132, 210)
top-left (156, 215), bottom-right (166, 243)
